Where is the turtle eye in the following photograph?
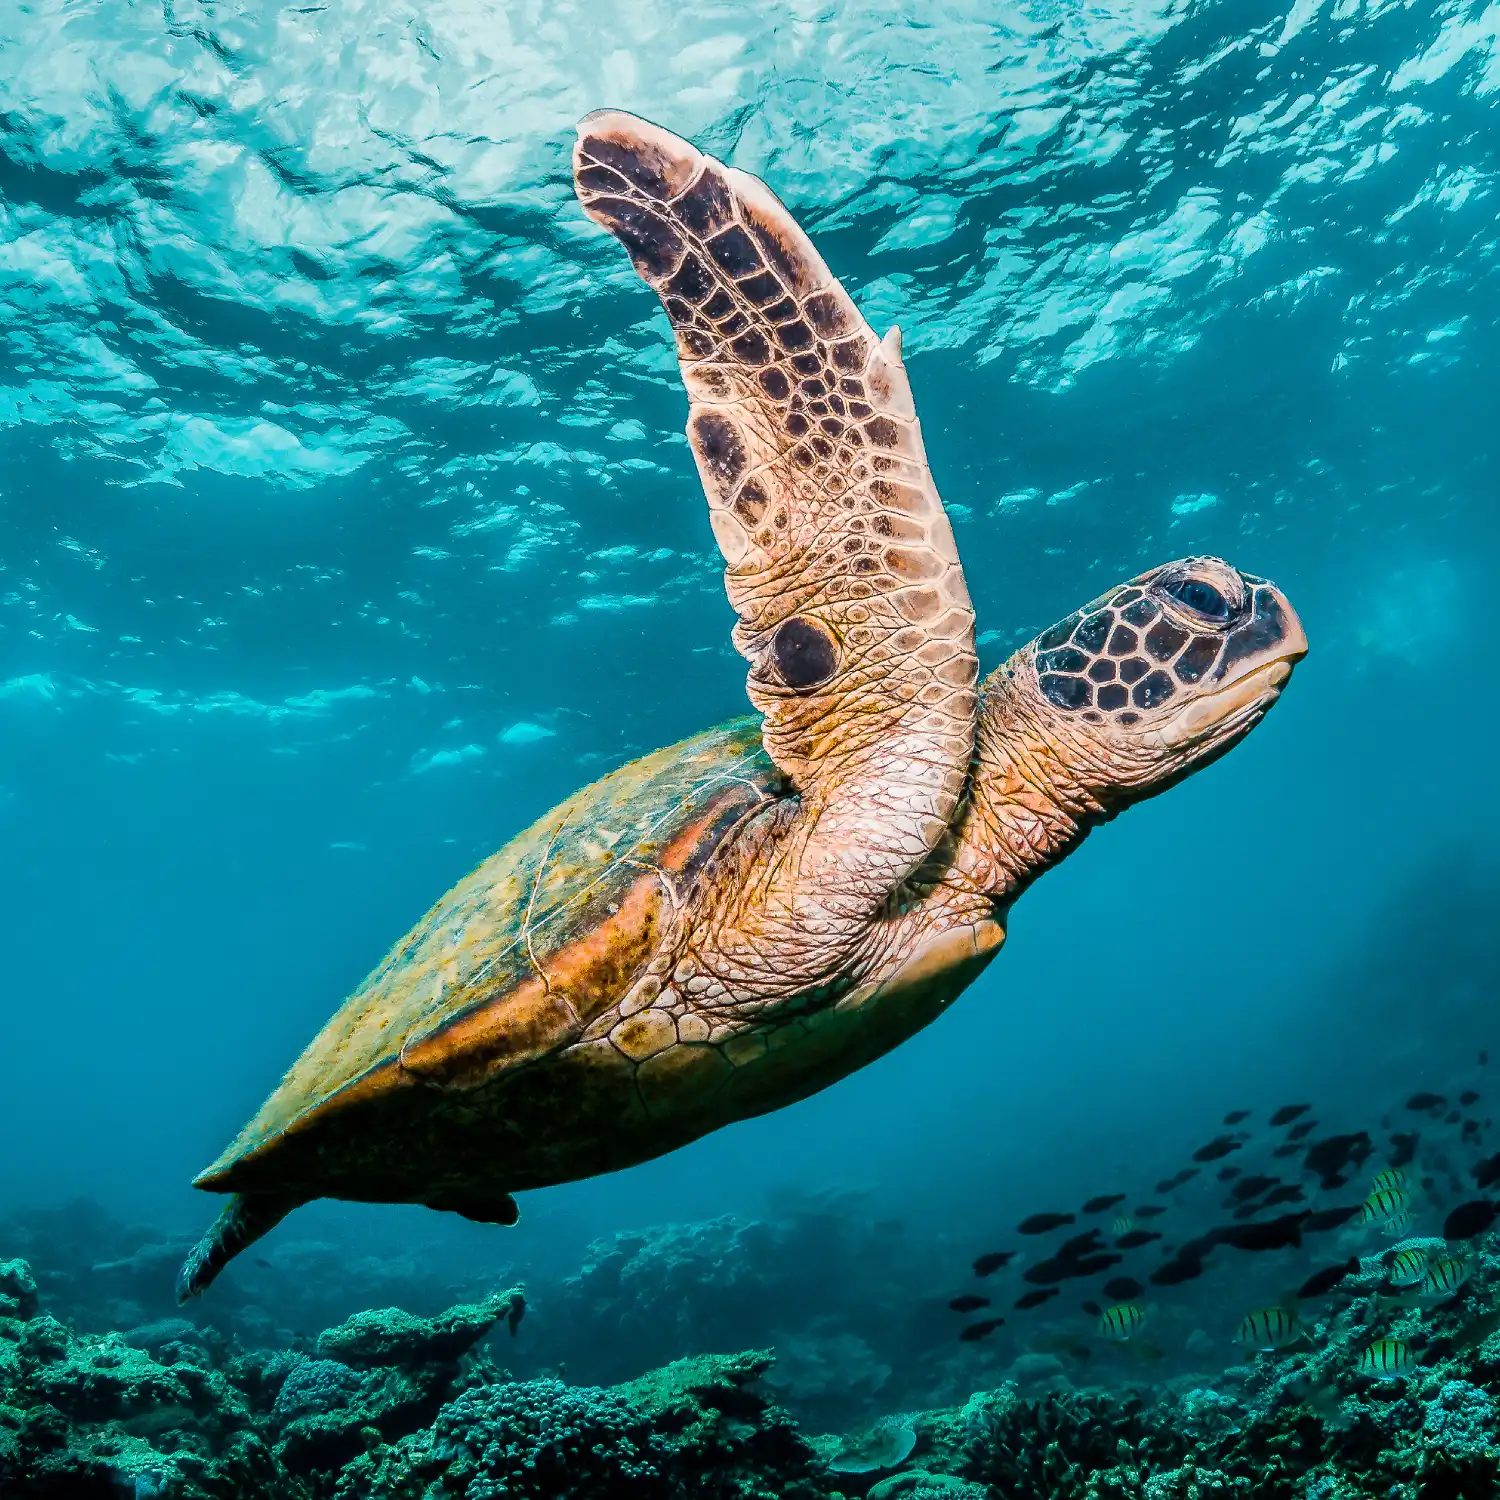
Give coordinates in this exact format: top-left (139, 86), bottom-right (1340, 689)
top-left (1162, 576), bottom-right (1231, 623)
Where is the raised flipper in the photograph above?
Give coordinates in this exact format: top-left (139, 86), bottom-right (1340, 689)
top-left (574, 113), bottom-right (977, 921)
top-left (175, 1191), bottom-right (298, 1303)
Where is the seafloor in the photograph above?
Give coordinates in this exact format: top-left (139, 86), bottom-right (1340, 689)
top-left (2, 1200), bottom-right (1498, 1500)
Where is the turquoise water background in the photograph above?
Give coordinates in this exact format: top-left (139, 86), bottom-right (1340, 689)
top-left (2, 0), bottom-right (1497, 1286)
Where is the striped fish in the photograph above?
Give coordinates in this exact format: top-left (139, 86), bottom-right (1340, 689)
top-left (1098, 1303), bottom-right (1146, 1341)
top-left (1237, 1306), bottom-right (1301, 1350)
top-left (1357, 1338), bottom-right (1413, 1378)
top-left (1420, 1254), bottom-right (1472, 1298)
top-left (1370, 1168), bottom-right (1408, 1196)
top-left (1384, 1246), bottom-right (1429, 1287)
top-left (1111, 1215), bottom-right (1136, 1238)
top-left (1360, 1187), bottom-right (1410, 1225)
top-left (1380, 1210), bottom-right (1413, 1238)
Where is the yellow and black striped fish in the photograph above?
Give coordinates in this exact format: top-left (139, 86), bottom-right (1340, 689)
top-left (1360, 1187), bottom-right (1410, 1225)
top-left (1369, 1168), bottom-right (1408, 1196)
top-left (1420, 1254), bottom-right (1471, 1298)
top-left (1237, 1306), bottom-right (1301, 1350)
top-left (1098, 1303), bottom-right (1146, 1341)
top-left (1384, 1246), bottom-right (1429, 1287)
top-left (1357, 1338), bottom-right (1413, 1378)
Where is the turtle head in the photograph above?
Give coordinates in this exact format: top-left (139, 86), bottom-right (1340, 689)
top-left (1012, 556), bottom-right (1307, 811)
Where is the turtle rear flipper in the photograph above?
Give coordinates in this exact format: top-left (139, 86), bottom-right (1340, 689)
top-left (176, 1191), bottom-right (299, 1303)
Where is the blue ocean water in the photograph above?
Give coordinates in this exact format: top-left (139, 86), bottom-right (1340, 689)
top-left (2, 0), bottom-right (1499, 1421)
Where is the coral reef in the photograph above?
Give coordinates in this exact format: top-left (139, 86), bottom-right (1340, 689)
top-left (4, 1210), bottom-right (1500, 1499)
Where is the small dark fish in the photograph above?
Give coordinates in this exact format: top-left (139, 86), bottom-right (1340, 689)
top-left (1320, 1173), bottom-right (1349, 1190)
top-left (1287, 1120), bottom-right (1318, 1141)
top-left (1024, 1252), bottom-right (1121, 1284)
top-left (1194, 1135), bottom-right (1242, 1162)
top-left (1388, 1132), bottom-right (1419, 1168)
top-left (1443, 1200), bottom-right (1500, 1241)
top-left (1134, 1205), bottom-right (1167, 1219)
top-left (1018, 1212), bottom-right (1076, 1235)
top-left (1081, 1194), bottom-right (1127, 1214)
top-left (1081, 1300), bottom-right (1102, 1316)
top-left (1297, 1257), bottom-right (1361, 1299)
top-left (1461, 1090), bottom-right (1480, 1107)
top-left (1224, 1109), bottom-right (1251, 1124)
top-left (1149, 1256), bottom-right (1206, 1286)
top-left (1445, 1109), bottom-right (1462, 1124)
top-left (1303, 1204), bottom-right (1362, 1232)
top-left (1406, 1092), bottom-right (1446, 1112)
top-left (960, 1317), bottom-right (1006, 1342)
top-left (1482, 1051), bottom-right (1490, 1066)
top-left (253, 1257), bottom-right (272, 1269)
top-left (1218, 1212), bottom-right (1310, 1252)
top-left (1057, 1229), bottom-right (1106, 1259)
top-left (1104, 1276), bottom-right (1144, 1300)
top-left (1422, 1176), bottom-right (1438, 1194)
top-left (972, 1251), bottom-right (1015, 1277)
top-left (1262, 1184), bottom-right (1306, 1207)
top-left (1462, 1120), bottom-right (1481, 1144)
top-left (1014, 1287), bottom-right (1060, 1310)
top-left (1472, 1154), bottom-right (1500, 1191)
top-left (1115, 1230), bottom-right (1162, 1250)
top-left (949, 1295), bottom-right (991, 1314)
top-left (1231, 1202), bottom-right (1264, 1221)
top-left (506, 1295), bottom-right (526, 1337)
top-left (1217, 1166), bottom-right (1242, 1182)
top-left (1304, 1132), bottom-right (1373, 1181)
top-left (1272, 1144), bottom-right (1302, 1159)
top-left (1270, 1104), bottom-right (1311, 1126)
top-left (1154, 1167), bottom-right (1200, 1194)
top-left (1230, 1174), bottom-right (1278, 1203)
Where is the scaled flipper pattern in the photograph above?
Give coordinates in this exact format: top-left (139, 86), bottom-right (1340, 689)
top-left (574, 111), bottom-right (978, 910)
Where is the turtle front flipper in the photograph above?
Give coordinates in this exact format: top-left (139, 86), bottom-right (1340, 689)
top-left (176, 1191), bottom-right (299, 1303)
top-left (574, 114), bottom-right (978, 925)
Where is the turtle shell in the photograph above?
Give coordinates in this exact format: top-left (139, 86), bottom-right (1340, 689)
top-left (197, 717), bottom-right (782, 1209)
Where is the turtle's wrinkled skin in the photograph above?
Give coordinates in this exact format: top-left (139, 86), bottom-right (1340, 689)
top-left (179, 113), bottom-right (1308, 1300)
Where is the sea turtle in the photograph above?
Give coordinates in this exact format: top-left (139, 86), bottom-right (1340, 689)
top-left (178, 111), bottom-right (1307, 1299)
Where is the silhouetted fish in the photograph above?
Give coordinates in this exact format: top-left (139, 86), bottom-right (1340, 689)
top-left (1445, 1109), bottom-right (1462, 1124)
top-left (1081, 1194), bottom-right (1127, 1214)
top-left (1297, 1257), bottom-right (1360, 1298)
top-left (1057, 1229), bottom-right (1106, 1259)
top-left (1224, 1110), bottom-right (1251, 1124)
top-left (1023, 1252), bottom-right (1121, 1284)
top-left (949, 1295), bottom-right (991, 1314)
top-left (1018, 1212), bottom-right (1075, 1235)
top-left (1462, 1120), bottom-right (1482, 1145)
top-left (1461, 1090), bottom-right (1480, 1107)
top-left (972, 1251), bottom-right (1015, 1277)
top-left (960, 1317), bottom-right (1006, 1342)
top-left (1272, 1144), bottom-right (1302, 1159)
top-left (1153, 1168), bottom-right (1198, 1195)
top-left (1262, 1184), bottom-right (1306, 1207)
top-left (1217, 1166), bottom-right (1241, 1182)
top-left (1134, 1205), bottom-right (1166, 1219)
top-left (1115, 1230), bottom-right (1162, 1250)
top-left (1443, 1200), bottom-right (1500, 1241)
top-left (1014, 1287), bottom-right (1060, 1310)
top-left (1104, 1276), bottom-right (1144, 1299)
top-left (1406, 1092), bottom-right (1446, 1112)
top-left (1287, 1120), bottom-right (1318, 1141)
top-left (1303, 1132), bottom-right (1373, 1182)
top-left (1081, 1300), bottom-right (1102, 1316)
top-left (1229, 1174), bottom-right (1278, 1203)
top-left (1218, 1212), bottom-right (1310, 1252)
top-left (1472, 1155), bottom-right (1500, 1192)
top-left (1194, 1135), bottom-right (1242, 1162)
top-left (1303, 1204), bottom-right (1362, 1232)
top-left (1270, 1104), bottom-right (1311, 1126)
top-left (1150, 1256), bottom-right (1206, 1286)
top-left (1387, 1132), bottom-right (1419, 1168)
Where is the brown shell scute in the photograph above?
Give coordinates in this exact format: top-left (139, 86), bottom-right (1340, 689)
top-left (198, 719), bottom-right (778, 1190)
